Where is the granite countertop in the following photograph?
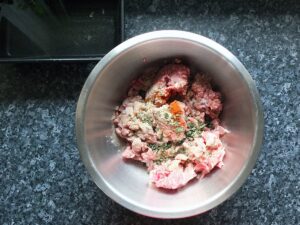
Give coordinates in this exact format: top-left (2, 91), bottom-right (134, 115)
top-left (0, 0), bottom-right (299, 224)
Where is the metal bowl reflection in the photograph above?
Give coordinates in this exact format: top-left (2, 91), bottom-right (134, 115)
top-left (76, 30), bottom-right (263, 218)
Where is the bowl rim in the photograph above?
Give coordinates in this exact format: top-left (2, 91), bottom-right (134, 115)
top-left (75, 30), bottom-right (264, 218)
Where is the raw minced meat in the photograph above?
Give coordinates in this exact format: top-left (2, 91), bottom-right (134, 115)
top-left (185, 73), bottom-right (222, 122)
top-left (145, 64), bottom-right (190, 106)
top-left (113, 61), bottom-right (228, 190)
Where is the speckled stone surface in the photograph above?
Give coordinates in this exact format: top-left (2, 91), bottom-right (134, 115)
top-left (0, 0), bottom-right (299, 224)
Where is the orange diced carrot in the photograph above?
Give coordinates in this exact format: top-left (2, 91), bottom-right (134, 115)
top-left (169, 100), bottom-right (183, 115)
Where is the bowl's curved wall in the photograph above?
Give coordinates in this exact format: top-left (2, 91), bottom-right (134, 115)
top-left (76, 30), bottom-right (263, 218)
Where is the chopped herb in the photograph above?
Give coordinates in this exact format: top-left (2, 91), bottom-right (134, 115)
top-left (148, 143), bottom-right (159, 151)
top-left (176, 139), bottom-right (185, 146)
top-left (153, 146), bottom-right (187, 165)
top-left (175, 127), bottom-right (184, 133)
top-left (164, 113), bottom-right (169, 119)
top-left (153, 158), bottom-right (164, 165)
top-left (159, 142), bottom-right (171, 150)
top-left (185, 121), bottom-right (206, 138)
top-left (170, 121), bottom-right (179, 126)
top-left (186, 130), bottom-right (194, 138)
top-left (139, 113), bottom-right (153, 125)
top-left (199, 123), bottom-right (206, 129)
top-left (148, 142), bottom-right (171, 151)
top-left (177, 148), bottom-right (186, 154)
top-left (187, 122), bottom-right (195, 129)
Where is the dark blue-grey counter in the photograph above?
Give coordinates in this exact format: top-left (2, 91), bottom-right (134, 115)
top-left (0, 0), bottom-right (299, 224)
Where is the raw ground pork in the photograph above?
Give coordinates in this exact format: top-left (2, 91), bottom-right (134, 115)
top-left (113, 61), bottom-right (227, 189)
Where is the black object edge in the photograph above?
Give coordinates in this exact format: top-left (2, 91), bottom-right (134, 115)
top-left (0, 0), bottom-right (125, 63)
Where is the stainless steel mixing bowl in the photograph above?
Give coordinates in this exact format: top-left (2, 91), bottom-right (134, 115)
top-left (76, 30), bottom-right (263, 218)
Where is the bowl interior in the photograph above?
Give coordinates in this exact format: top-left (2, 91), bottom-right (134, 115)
top-left (78, 35), bottom-right (261, 218)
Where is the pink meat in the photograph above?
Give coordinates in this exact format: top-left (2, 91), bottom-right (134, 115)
top-left (154, 101), bottom-right (187, 142)
top-left (185, 73), bottom-right (222, 122)
top-left (193, 132), bottom-right (226, 177)
top-left (122, 137), bottom-right (148, 160)
top-left (114, 96), bottom-right (157, 143)
top-left (113, 96), bottom-right (142, 140)
top-left (122, 138), bottom-right (157, 165)
top-left (145, 64), bottom-right (190, 106)
top-left (193, 149), bottom-right (225, 177)
top-left (127, 68), bottom-right (157, 97)
top-left (213, 125), bottom-right (228, 137)
top-left (113, 62), bottom-right (227, 190)
top-left (157, 123), bottom-right (186, 142)
top-left (149, 161), bottom-right (196, 189)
